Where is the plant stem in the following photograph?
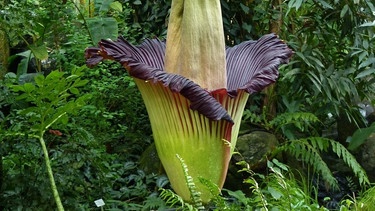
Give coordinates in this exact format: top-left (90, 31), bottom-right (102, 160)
top-left (69, 0), bottom-right (94, 45)
top-left (39, 136), bottom-right (64, 211)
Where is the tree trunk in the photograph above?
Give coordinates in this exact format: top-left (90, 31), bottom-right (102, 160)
top-left (0, 29), bottom-right (10, 79)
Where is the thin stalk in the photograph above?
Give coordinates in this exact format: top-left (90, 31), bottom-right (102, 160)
top-left (69, 0), bottom-right (94, 45)
top-left (39, 135), bottom-right (64, 211)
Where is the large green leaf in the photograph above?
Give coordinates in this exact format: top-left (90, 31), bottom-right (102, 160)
top-left (16, 50), bottom-right (32, 75)
top-left (110, 1), bottom-right (122, 12)
top-left (29, 44), bottom-right (48, 60)
top-left (86, 17), bottom-right (118, 45)
top-left (347, 123), bottom-right (375, 151)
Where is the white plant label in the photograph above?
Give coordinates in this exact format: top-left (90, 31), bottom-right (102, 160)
top-left (94, 199), bottom-right (105, 207)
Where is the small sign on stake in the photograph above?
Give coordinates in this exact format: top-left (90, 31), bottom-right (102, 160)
top-left (94, 199), bottom-right (105, 207)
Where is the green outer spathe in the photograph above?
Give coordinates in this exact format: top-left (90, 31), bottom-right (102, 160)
top-left (135, 78), bottom-right (249, 202)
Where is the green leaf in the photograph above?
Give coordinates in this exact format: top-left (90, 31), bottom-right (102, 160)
top-left (355, 68), bottom-right (375, 79)
top-left (268, 187), bottom-right (283, 200)
top-left (23, 83), bottom-right (36, 92)
top-left (34, 74), bottom-right (45, 87)
top-left (239, 3), bottom-right (250, 14)
top-left (16, 50), bottom-right (33, 58)
top-left (340, 5), bottom-right (349, 18)
top-left (359, 21), bottom-right (375, 27)
top-left (226, 190), bottom-right (248, 205)
top-left (307, 72), bottom-right (322, 93)
top-left (11, 84), bottom-right (25, 92)
top-left (315, 0), bottom-right (333, 9)
top-left (296, 51), bottom-right (312, 67)
top-left (272, 159), bottom-right (289, 171)
top-left (69, 87), bottom-right (80, 95)
top-left (307, 55), bottom-right (324, 68)
top-left (29, 44), bottom-right (48, 60)
top-left (66, 74), bottom-right (79, 80)
top-left (73, 79), bottom-right (89, 87)
top-left (46, 70), bottom-right (65, 80)
top-left (60, 113), bottom-right (69, 125)
top-left (348, 124), bottom-right (375, 150)
top-left (288, 0), bottom-right (304, 10)
top-left (17, 57), bottom-right (30, 75)
top-left (110, 1), bottom-right (122, 12)
top-left (359, 51), bottom-right (368, 63)
top-left (363, 40), bottom-right (369, 49)
top-left (358, 57), bottom-right (375, 69)
top-left (133, 0), bottom-right (141, 5)
top-left (95, 0), bottom-right (114, 14)
top-left (242, 23), bottom-right (252, 33)
top-left (86, 17), bottom-right (118, 45)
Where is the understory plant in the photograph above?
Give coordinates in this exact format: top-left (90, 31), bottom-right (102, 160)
top-left (158, 158), bottom-right (326, 210)
top-left (0, 68), bottom-right (89, 210)
top-left (242, 107), bottom-right (370, 191)
top-left (85, 0), bottom-right (292, 203)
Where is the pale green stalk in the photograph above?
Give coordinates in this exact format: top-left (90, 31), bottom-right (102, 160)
top-left (39, 135), bottom-right (64, 211)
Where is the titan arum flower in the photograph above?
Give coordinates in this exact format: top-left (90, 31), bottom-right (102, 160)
top-left (85, 0), bottom-right (292, 203)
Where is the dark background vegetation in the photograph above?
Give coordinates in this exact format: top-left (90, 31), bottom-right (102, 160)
top-left (0, 0), bottom-right (374, 210)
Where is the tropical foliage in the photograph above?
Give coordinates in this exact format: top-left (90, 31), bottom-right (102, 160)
top-left (0, 0), bottom-right (374, 210)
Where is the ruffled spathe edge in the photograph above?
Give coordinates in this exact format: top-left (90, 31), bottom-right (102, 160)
top-left (85, 34), bottom-right (293, 123)
top-left (85, 38), bottom-right (233, 123)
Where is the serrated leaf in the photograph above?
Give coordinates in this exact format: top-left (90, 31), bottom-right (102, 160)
top-left (11, 84), bottom-right (25, 92)
top-left (46, 71), bottom-right (65, 80)
top-left (23, 83), bottom-right (36, 92)
top-left (66, 74), bottom-right (79, 80)
top-left (34, 74), bottom-right (45, 87)
top-left (60, 114), bottom-right (69, 125)
top-left (73, 79), bottom-right (89, 87)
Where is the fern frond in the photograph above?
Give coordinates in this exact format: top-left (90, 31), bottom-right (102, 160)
top-left (357, 185), bottom-right (375, 210)
top-left (198, 177), bottom-right (220, 199)
top-left (279, 138), bottom-right (339, 190)
top-left (330, 141), bottom-right (369, 186)
top-left (159, 188), bottom-right (195, 210)
top-left (269, 112), bottom-right (320, 132)
top-left (242, 109), bottom-right (263, 125)
top-left (176, 154), bottom-right (205, 210)
top-left (198, 177), bottom-right (226, 208)
top-left (279, 137), bottom-right (370, 190)
top-left (244, 175), bottom-right (268, 210)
